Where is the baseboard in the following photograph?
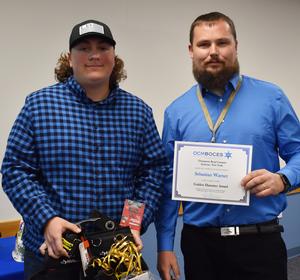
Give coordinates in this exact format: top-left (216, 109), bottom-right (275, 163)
top-left (287, 246), bottom-right (300, 258)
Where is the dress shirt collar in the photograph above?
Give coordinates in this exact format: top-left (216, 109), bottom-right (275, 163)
top-left (199, 73), bottom-right (241, 97)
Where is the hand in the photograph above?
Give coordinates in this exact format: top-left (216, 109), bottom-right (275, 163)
top-left (39, 216), bottom-right (81, 259)
top-left (157, 251), bottom-right (180, 280)
top-left (241, 169), bottom-right (285, 197)
top-left (130, 229), bottom-right (143, 251)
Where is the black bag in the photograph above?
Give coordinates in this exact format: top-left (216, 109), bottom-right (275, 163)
top-left (31, 213), bottom-right (147, 280)
top-left (78, 215), bottom-right (148, 279)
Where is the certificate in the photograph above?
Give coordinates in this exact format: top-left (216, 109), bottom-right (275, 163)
top-left (172, 141), bottom-right (252, 206)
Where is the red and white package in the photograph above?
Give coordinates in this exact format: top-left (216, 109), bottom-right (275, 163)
top-left (120, 199), bottom-right (145, 231)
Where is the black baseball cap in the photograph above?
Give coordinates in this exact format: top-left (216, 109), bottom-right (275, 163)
top-left (69, 20), bottom-right (116, 50)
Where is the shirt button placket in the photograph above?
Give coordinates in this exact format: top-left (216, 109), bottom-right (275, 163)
top-left (93, 107), bottom-right (101, 180)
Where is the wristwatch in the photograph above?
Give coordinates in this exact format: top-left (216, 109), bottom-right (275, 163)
top-left (277, 173), bottom-right (291, 193)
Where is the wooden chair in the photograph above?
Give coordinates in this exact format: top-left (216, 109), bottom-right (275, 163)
top-left (0, 219), bottom-right (21, 238)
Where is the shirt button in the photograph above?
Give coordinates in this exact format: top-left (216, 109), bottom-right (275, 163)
top-left (223, 140), bottom-right (227, 143)
top-left (219, 98), bottom-right (223, 102)
top-left (226, 208), bottom-right (230, 212)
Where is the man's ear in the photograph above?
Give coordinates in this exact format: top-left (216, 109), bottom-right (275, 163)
top-left (188, 44), bottom-right (194, 59)
top-left (68, 52), bottom-right (72, 68)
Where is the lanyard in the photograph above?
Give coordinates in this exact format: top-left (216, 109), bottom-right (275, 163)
top-left (197, 77), bottom-right (243, 143)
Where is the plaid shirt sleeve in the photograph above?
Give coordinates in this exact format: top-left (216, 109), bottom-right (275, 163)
top-left (134, 108), bottom-right (168, 233)
top-left (1, 96), bottom-right (58, 234)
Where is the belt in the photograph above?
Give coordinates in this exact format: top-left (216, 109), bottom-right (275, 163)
top-left (184, 219), bottom-right (284, 237)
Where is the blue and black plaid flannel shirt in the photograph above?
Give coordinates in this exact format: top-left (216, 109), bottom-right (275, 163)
top-left (1, 76), bottom-right (168, 254)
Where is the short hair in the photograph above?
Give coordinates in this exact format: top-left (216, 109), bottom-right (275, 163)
top-left (189, 12), bottom-right (237, 44)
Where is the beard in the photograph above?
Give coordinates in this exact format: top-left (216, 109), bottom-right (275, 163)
top-left (193, 59), bottom-right (240, 91)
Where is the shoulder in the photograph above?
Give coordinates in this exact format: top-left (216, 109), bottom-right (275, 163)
top-left (242, 75), bottom-right (284, 98)
top-left (115, 87), bottom-right (153, 114)
top-left (165, 84), bottom-right (198, 113)
top-left (26, 82), bottom-right (66, 104)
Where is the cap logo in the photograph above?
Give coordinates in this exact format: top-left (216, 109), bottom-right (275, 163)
top-left (79, 23), bottom-right (104, 35)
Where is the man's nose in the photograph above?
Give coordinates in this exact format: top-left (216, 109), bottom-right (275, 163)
top-left (209, 44), bottom-right (219, 56)
top-left (89, 49), bottom-right (101, 60)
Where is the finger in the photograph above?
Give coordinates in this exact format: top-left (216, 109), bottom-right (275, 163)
top-left (250, 183), bottom-right (267, 194)
top-left (241, 169), bottom-right (266, 186)
top-left (64, 221), bottom-right (81, 234)
top-left (250, 181), bottom-right (275, 197)
top-left (46, 243), bottom-right (59, 259)
top-left (131, 230), bottom-right (143, 250)
top-left (46, 235), bottom-right (67, 258)
top-left (172, 264), bottom-right (180, 280)
top-left (133, 237), bottom-right (143, 250)
top-left (134, 237), bottom-right (143, 251)
top-left (244, 175), bottom-right (267, 190)
top-left (39, 243), bottom-right (47, 255)
top-left (160, 270), bottom-right (171, 280)
top-left (52, 237), bottom-right (69, 257)
top-left (240, 173), bottom-right (252, 186)
top-left (158, 264), bottom-right (174, 280)
top-left (255, 188), bottom-right (272, 197)
top-left (241, 172), bottom-right (259, 186)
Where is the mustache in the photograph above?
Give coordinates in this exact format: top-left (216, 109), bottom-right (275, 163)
top-left (206, 58), bottom-right (224, 64)
top-left (192, 59), bottom-right (240, 90)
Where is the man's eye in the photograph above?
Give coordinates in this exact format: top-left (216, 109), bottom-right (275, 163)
top-left (197, 41), bottom-right (211, 48)
top-left (198, 43), bottom-right (210, 48)
top-left (98, 45), bottom-right (111, 51)
top-left (218, 41), bottom-right (229, 46)
top-left (76, 46), bottom-right (89, 52)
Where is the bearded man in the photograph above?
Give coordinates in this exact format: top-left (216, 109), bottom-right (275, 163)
top-left (155, 11), bottom-right (300, 280)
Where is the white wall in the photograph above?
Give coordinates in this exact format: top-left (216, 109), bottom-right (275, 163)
top-left (1, 0), bottom-right (300, 219)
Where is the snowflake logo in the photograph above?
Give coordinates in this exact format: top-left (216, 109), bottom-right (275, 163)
top-left (224, 151), bottom-right (232, 159)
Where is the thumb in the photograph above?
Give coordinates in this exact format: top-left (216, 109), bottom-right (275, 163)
top-left (130, 229), bottom-right (143, 250)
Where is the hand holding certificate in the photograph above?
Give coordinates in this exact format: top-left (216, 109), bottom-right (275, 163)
top-left (172, 141), bottom-right (252, 206)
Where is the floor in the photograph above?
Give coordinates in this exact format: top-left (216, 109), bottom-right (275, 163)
top-left (288, 255), bottom-right (300, 280)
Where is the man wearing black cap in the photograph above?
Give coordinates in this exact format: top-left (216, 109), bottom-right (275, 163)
top-left (1, 19), bottom-right (167, 279)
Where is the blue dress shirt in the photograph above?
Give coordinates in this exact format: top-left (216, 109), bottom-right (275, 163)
top-left (1, 76), bottom-right (168, 254)
top-left (156, 74), bottom-right (300, 251)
